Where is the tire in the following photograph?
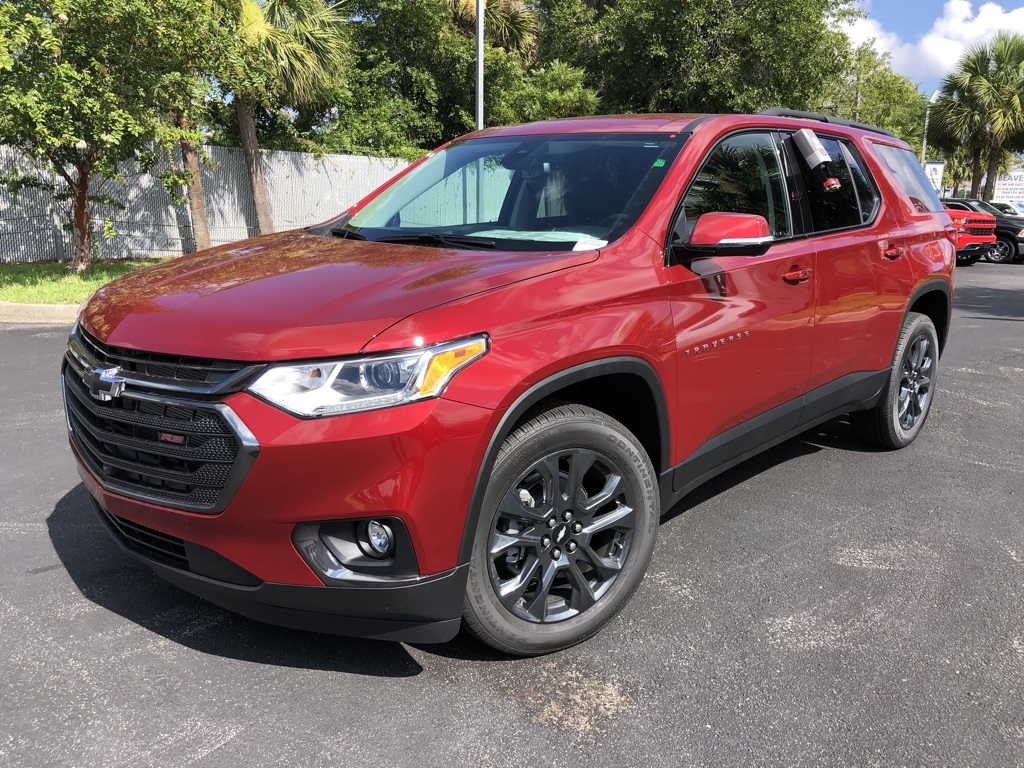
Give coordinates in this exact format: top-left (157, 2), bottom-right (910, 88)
top-left (852, 312), bottom-right (939, 449)
top-left (985, 236), bottom-right (1017, 263)
top-left (956, 252), bottom-right (982, 266)
top-left (463, 404), bottom-right (659, 656)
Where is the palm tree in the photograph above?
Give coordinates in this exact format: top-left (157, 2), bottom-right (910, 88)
top-left (978, 33), bottom-right (1024, 199)
top-left (447, 0), bottom-right (538, 59)
top-left (931, 46), bottom-right (992, 198)
top-left (231, 0), bottom-right (350, 235)
top-left (933, 34), bottom-right (1024, 200)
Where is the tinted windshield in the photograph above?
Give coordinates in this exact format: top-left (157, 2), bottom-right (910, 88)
top-left (339, 133), bottom-right (686, 251)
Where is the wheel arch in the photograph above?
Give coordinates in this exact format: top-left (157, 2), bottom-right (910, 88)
top-left (456, 357), bottom-right (669, 565)
top-left (906, 279), bottom-right (952, 356)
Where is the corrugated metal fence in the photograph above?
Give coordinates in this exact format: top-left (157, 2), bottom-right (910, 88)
top-left (0, 145), bottom-right (409, 263)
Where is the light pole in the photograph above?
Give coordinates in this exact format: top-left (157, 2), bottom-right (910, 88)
top-left (476, 0), bottom-right (484, 131)
top-left (921, 89), bottom-right (941, 163)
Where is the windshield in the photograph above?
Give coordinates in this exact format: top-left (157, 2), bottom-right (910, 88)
top-left (975, 200), bottom-right (1005, 215)
top-left (337, 133), bottom-right (686, 251)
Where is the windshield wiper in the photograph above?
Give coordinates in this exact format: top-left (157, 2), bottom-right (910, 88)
top-left (375, 233), bottom-right (495, 250)
top-left (329, 226), bottom-right (368, 240)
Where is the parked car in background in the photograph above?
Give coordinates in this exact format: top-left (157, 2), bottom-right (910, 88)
top-left (988, 200), bottom-right (1024, 216)
top-left (944, 207), bottom-right (996, 265)
top-left (943, 198), bottom-right (1024, 263)
top-left (64, 110), bottom-right (954, 655)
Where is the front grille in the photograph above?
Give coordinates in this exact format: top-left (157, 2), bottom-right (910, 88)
top-left (64, 370), bottom-right (249, 512)
top-left (965, 226), bottom-right (995, 236)
top-left (99, 507), bottom-right (190, 570)
top-left (78, 327), bottom-right (249, 388)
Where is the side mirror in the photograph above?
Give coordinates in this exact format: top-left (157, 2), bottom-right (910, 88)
top-left (671, 212), bottom-right (774, 261)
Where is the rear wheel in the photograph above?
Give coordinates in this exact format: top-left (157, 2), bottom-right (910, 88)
top-left (852, 312), bottom-right (939, 449)
top-left (986, 236), bottom-right (1017, 263)
top-left (463, 404), bottom-right (659, 656)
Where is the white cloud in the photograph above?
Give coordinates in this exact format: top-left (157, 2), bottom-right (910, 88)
top-left (842, 1), bottom-right (1024, 85)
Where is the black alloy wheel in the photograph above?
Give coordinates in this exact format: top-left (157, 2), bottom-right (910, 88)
top-left (852, 312), bottom-right (939, 449)
top-left (463, 404), bottom-right (658, 655)
top-left (488, 448), bottom-right (634, 623)
top-left (896, 333), bottom-right (934, 432)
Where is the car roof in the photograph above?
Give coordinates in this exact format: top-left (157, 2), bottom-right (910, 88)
top-left (468, 113), bottom-right (910, 148)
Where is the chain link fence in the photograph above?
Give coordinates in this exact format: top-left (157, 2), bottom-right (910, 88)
top-left (0, 145), bottom-right (409, 263)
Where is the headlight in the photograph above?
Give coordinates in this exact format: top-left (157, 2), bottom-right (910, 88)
top-left (1017, 228), bottom-right (1024, 237)
top-left (248, 335), bottom-right (488, 417)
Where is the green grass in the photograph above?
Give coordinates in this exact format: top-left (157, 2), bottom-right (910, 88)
top-left (0, 260), bottom-right (164, 304)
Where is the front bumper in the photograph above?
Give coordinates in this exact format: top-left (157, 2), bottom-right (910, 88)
top-left (88, 492), bottom-right (468, 642)
top-left (68, 382), bottom-right (498, 641)
top-left (956, 242), bottom-right (993, 253)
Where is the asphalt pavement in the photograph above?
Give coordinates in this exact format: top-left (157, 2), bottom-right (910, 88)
top-left (1, 263), bottom-right (1022, 767)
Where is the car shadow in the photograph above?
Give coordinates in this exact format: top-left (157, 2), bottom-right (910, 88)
top-left (48, 485), bottom-right (424, 677)
top-left (660, 416), bottom-right (880, 524)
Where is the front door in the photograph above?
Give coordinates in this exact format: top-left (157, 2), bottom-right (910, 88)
top-left (665, 131), bottom-right (815, 488)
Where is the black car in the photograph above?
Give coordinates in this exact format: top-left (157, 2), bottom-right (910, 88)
top-left (942, 198), bottom-right (1024, 263)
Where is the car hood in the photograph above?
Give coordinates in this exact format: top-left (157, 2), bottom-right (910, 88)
top-left (81, 230), bottom-right (597, 360)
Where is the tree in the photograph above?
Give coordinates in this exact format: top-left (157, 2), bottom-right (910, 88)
top-left (167, 2), bottom-right (242, 253)
top-left (0, 0), bottom-right (222, 272)
top-left (827, 44), bottom-right (927, 145)
top-left (225, 0), bottom-right (351, 235)
top-left (534, 0), bottom-right (855, 114)
top-left (932, 33), bottom-right (1024, 200)
top-left (447, 0), bottom-right (537, 58)
top-left (337, 0), bottom-right (596, 151)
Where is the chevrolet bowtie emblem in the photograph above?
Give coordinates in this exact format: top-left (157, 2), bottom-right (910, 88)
top-left (85, 366), bottom-right (126, 401)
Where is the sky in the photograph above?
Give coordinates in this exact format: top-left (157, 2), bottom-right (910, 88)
top-left (843, 0), bottom-right (1024, 93)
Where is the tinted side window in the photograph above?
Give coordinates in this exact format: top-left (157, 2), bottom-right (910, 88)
top-left (793, 136), bottom-right (861, 232)
top-left (682, 133), bottom-right (792, 239)
top-left (840, 141), bottom-right (880, 224)
top-left (874, 144), bottom-right (945, 213)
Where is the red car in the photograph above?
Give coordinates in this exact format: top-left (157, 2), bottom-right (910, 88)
top-left (64, 110), bottom-right (954, 655)
top-left (945, 207), bottom-right (996, 265)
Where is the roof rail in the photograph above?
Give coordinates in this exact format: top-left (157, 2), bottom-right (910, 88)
top-left (756, 109), bottom-right (898, 140)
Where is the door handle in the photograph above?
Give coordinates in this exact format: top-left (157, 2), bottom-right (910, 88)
top-left (883, 246), bottom-right (905, 260)
top-left (783, 267), bottom-right (812, 284)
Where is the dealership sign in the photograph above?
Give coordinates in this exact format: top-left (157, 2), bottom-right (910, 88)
top-left (924, 161), bottom-right (944, 192)
top-left (995, 167), bottom-right (1024, 200)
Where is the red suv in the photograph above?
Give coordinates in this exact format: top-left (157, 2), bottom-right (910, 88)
top-left (64, 110), bottom-right (954, 655)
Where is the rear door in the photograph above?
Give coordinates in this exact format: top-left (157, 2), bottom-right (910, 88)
top-left (781, 132), bottom-right (913, 415)
top-left (665, 130), bottom-right (815, 480)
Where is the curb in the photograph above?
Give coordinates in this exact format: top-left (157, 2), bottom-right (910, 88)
top-left (0, 300), bottom-right (79, 324)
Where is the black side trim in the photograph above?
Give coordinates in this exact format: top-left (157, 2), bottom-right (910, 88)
top-left (799, 370), bottom-right (888, 427)
top-left (757, 109), bottom-right (898, 139)
top-left (456, 357), bottom-right (670, 565)
top-left (664, 370), bottom-right (887, 510)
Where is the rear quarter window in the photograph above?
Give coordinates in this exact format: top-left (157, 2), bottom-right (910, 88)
top-left (873, 144), bottom-right (944, 214)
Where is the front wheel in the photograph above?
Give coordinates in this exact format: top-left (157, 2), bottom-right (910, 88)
top-left (986, 236), bottom-right (1017, 263)
top-left (852, 312), bottom-right (939, 449)
top-left (956, 251), bottom-right (982, 266)
top-left (463, 404), bottom-right (659, 656)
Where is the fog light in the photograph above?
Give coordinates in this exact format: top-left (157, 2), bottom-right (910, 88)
top-left (365, 520), bottom-right (393, 557)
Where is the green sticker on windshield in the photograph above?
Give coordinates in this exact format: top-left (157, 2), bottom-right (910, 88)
top-left (653, 158), bottom-right (666, 167)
